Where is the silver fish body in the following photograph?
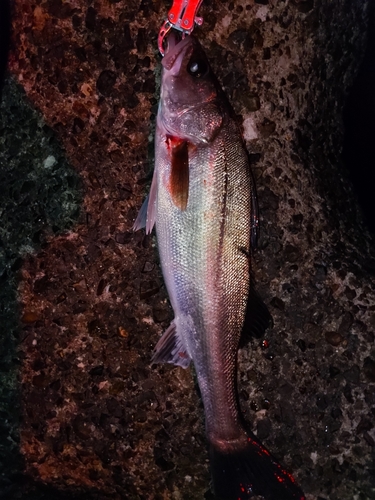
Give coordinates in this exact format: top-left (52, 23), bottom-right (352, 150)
top-left (156, 38), bottom-right (252, 447)
top-left (134, 35), bottom-right (305, 500)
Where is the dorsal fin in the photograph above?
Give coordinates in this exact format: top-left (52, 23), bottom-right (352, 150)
top-left (240, 284), bottom-right (273, 347)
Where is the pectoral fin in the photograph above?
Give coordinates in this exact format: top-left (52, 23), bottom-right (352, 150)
top-left (132, 168), bottom-right (158, 234)
top-left (132, 194), bottom-right (149, 232)
top-left (167, 136), bottom-right (189, 211)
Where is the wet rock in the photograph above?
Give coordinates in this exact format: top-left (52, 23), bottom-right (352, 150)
top-left (263, 47), bottom-right (271, 60)
top-left (135, 28), bottom-right (147, 54)
top-left (106, 397), bottom-right (123, 418)
top-left (316, 394), bottom-right (329, 411)
top-left (31, 358), bottom-right (46, 371)
top-left (33, 275), bottom-right (50, 293)
top-left (241, 92), bottom-right (261, 111)
top-left (49, 0), bottom-right (73, 18)
top-left (135, 410), bottom-right (148, 423)
top-left (228, 29), bottom-right (254, 51)
top-left (250, 400), bottom-right (258, 411)
top-left (291, 0), bottom-right (314, 13)
top-left (325, 331), bottom-right (343, 346)
top-left (154, 447), bottom-right (175, 471)
top-left (283, 244), bottom-right (300, 263)
top-left (248, 153), bottom-right (262, 164)
top-left (141, 76), bottom-right (155, 94)
top-left (363, 357), bottom-right (375, 382)
top-left (260, 186), bottom-right (279, 211)
top-left (122, 23), bottom-right (134, 50)
top-left (296, 339), bottom-right (306, 352)
top-left (356, 417), bottom-right (372, 434)
top-left (343, 365), bottom-right (360, 385)
top-left (329, 366), bottom-right (341, 378)
top-left (21, 311), bottom-right (40, 323)
top-left (331, 407), bottom-right (342, 419)
top-left (72, 416), bottom-right (92, 440)
top-left (363, 432), bottom-right (375, 447)
top-left (256, 417), bottom-right (271, 440)
top-left (115, 232), bottom-right (132, 244)
top-left (32, 373), bottom-right (48, 388)
top-left (140, 280), bottom-right (160, 299)
top-left (89, 365), bottom-right (104, 377)
top-left (344, 286), bottom-right (356, 299)
top-left (338, 312), bottom-right (354, 334)
top-left (258, 118), bottom-right (276, 138)
top-left (152, 306), bottom-right (170, 323)
top-left (117, 182), bottom-right (132, 199)
top-left (155, 427), bottom-right (170, 442)
top-left (142, 261), bottom-right (154, 273)
top-left (314, 264), bottom-right (327, 281)
top-left (270, 296), bottom-right (285, 310)
top-left (96, 278), bottom-right (106, 296)
top-left (55, 291), bottom-right (67, 304)
top-left (85, 7), bottom-right (97, 30)
top-left (343, 384), bottom-right (354, 404)
top-left (96, 70), bottom-right (117, 97)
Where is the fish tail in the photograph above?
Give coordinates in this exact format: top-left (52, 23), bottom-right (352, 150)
top-left (209, 434), bottom-right (305, 500)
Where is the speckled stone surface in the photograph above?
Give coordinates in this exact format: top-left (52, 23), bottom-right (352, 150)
top-left (1, 0), bottom-right (374, 499)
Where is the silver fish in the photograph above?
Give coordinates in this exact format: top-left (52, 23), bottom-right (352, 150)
top-left (134, 34), bottom-right (305, 500)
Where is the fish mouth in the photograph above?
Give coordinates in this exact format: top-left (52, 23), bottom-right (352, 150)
top-left (162, 33), bottom-right (194, 75)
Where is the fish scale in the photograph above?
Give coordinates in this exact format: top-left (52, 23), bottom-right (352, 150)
top-left (157, 121), bottom-right (251, 439)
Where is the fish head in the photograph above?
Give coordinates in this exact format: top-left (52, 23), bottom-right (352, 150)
top-left (159, 34), bottom-right (224, 144)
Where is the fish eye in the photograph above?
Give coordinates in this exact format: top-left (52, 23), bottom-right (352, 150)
top-left (187, 57), bottom-right (208, 78)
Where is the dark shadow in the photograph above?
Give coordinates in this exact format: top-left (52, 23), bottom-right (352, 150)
top-left (342, 5), bottom-right (375, 235)
top-left (0, 78), bottom-right (82, 498)
top-left (2, 477), bottom-right (135, 500)
top-left (0, 0), bottom-right (11, 98)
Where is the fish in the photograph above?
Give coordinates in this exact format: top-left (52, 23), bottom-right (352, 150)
top-left (133, 33), bottom-right (305, 500)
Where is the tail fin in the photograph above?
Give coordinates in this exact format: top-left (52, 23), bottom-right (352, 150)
top-left (209, 434), bottom-right (305, 500)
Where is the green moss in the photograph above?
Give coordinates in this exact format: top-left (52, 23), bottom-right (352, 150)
top-left (0, 77), bottom-right (82, 492)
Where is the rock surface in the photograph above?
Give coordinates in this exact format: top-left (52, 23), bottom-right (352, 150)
top-left (0, 1), bottom-right (374, 499)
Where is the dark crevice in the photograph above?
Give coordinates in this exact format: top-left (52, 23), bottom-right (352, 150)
top-left (342, 5), bottom-right (375, 235)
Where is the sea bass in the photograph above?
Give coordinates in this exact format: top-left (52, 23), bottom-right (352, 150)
top-left (134, 34), bottom-right (305, 500)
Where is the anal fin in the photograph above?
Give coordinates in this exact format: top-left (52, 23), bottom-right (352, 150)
top-left (151, 320), bottom-right (191, 369)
